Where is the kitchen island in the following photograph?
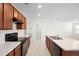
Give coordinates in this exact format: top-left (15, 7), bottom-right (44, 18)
top-left (46, 35), bottom-right (79, 56)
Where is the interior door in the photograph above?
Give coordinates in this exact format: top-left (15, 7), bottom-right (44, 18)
top-left (36, 24), bottom-right (41, 40)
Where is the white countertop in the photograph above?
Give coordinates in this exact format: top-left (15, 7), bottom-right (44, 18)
top-left (48, 36), bottom-right (79, 51)
top-left (18, 35), bottom-right (31, 37)
top-left (0, 42), bottom-right (21, 56)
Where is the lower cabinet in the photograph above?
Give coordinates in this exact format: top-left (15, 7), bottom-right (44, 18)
top-left (46, 36), bottom-right (79, 56)
top-left (7, 44), bottom-right (21, 56)
top-left (46, 36), bottom-right (50, 51)
top-left (22, 39), bottom-right (28, 56)
top-left (22, 36), bottom-right (30, 56)
top-left (46, 36), bottom-right (60, 56)
top-left (53, 42), bottom-right (61, 56)
top-left (15, 44), bottom-right (21, 56)
top-left (7, 50), bottom-right (15, 56)
top-left (6, 36), bottom-right (30, 56)
top-left (61, 50), bottom-right (79, 56)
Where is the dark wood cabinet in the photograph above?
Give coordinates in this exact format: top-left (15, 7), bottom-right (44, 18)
top-left (46, 36), bottom-right (79, 56)
top-left (46, 36), bottom-right (60, 56)
top-left (46, 36), bottom-right (50, 51)
top-left (7, 43), bottom-right (21, 56)
top-left (22, 36), bottom-right (30, 56)
top-left (7, 49), bottom-right (15, 56)
top-left (15, 44), bottom-right (21, 56)
top-left (0, 3), bottom-right (3, 29)
top-left (4, 3), bottom-right (13, 29)
top-left (61, 50), bottom-right (79, 56)
top-left (53, 42), bottom-right (61, 56)
top-left (22, 40), bottom-right (28, 56)
top-left (49, 39), bottom-right (54, 55)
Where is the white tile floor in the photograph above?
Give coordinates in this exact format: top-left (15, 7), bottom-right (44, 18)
top-left (26, 39), bottom-right (50, 56)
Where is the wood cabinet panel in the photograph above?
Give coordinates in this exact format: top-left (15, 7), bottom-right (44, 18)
top-left (46, 36), bottom-right (60, 56)
top-left (61, 50), bottom-right (79, 56)
top-left (17, 16), bottom-right (26, 29)
top-left (49, 39), bottom-right (54, 55)
top-left (0, 3), bottom-right (27, 30)
top-left (17, 12), bottom-right (23, 29)
top-left (22, 17), bottom-right (26, 29)
top-left (18, 12), bottom-right (22, 21)
top-left (21, 37), bottom-right (30, 56)
top-left (14, 7), bottom-right (19, 19)
top-left (7, 49), bottom-right (15, 56)
top-left (4, 3), bottom-right (13, 29)
top-left (15, 44), bottom-right (21, 56)
top-left (46, 36), bottom-right (50, 51)
top-left (22, 38), bottom-right (29, 55)
top-left (17, 24), bottom-right (22, 29)
top-left (0, 3), bottom-right (3, 29)
top-left (22, 40), bottom-right (28, 56)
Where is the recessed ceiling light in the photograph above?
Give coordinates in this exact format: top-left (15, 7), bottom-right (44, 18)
top-left (38, 4), bottom-right (42, 8)
top-left (38, 14), bottom-right (41, 16)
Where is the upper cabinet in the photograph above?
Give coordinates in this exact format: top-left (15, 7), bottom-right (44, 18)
top-left (0, 3), bottom-right (27, 30)
top-left (14, 7), bottom-right (19, 19)
top-left (18, 12), bottom-right (22, 20)
top-left (0, 4), bottom-right (3, 29)
top-left (4, 3), bottom-right (13, 30)
top-left (22, 16), bottom-right (27, 29)
top-left (17, 12), bottom-right (26, 29)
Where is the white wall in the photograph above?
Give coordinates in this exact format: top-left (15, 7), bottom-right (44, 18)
top-left (0, 23), bottom-right (26, 43)
top-left (29, 19), bottom-right (72, 42)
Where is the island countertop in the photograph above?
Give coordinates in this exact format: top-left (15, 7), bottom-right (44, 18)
top-left (48, 36), bottom-right (79, 51)
top-left (0, 42), bottom-right (21, 56)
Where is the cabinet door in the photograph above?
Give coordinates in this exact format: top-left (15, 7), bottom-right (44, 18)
top-left (22, 16), bottom-right (26, 29)
top-left (17, 13), bottom-right (22, 29)
top-left (24, 17), bottom-right (27, 29)
top-left (23, 40), bottom-right (28, 56)
top-left (7, 49), bottom-right (15, 56)
top-left (53, 43), bottom-right (60, 56)
top-left (18, 12), bottom-right (22, 21)
top-left (14, 7), bottom-right (19, 19)
top-left (0, 3), bottom-right (3, 29)
top-left (46, 36), bottom-right (50, 51)
top-left (4, 3), bottom-right (13, 29)
top-left (17, 15), bottom-right (26, 29)
top-left (15, 44), bottom-right (21, 56)
top-left (49, 39), bottom-right (54, 56)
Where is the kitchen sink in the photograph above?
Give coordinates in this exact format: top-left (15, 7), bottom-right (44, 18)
top-left (50, 36), bottom-right (63, 40)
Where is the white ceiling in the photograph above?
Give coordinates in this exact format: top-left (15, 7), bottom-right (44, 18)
top-left (12, 3), bottom-right (79, 22)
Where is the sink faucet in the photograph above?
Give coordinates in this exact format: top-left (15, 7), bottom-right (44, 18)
top-left (56, 34), bottom-right (62, 39)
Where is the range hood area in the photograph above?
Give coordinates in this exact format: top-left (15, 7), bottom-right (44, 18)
top-left (13, 18), bottom-right (23, 24)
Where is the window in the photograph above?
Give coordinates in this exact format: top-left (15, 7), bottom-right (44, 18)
top-left (72, 23), bottom-right (79, 34)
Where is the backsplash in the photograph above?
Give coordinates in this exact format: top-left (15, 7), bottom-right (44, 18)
top-left (0, 30), bottom-right (26, 42)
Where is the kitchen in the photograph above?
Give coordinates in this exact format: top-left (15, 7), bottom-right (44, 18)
top-left (1, 3), bottom-right (79, 56)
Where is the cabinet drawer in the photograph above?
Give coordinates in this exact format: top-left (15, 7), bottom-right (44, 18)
top-left (61, 50), bottom-right (79, 56)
